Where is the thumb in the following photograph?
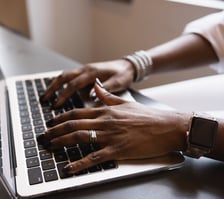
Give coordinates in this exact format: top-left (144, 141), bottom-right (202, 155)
top-left (94, 78), bottom-right (125, 106)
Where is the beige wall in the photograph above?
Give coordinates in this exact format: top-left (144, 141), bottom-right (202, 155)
top-left (26, 0), bottom-right (93, 63)
top-left (0, 0), bottom-right (29, 37)
top-left (27, 0), bottom-right (219, 62)
top-left (91, 0), bottom-right (219, 61)
top-left (26, 0), bottom-right (221, 89)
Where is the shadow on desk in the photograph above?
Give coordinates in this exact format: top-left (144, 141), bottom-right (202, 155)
top-left (37, 157), bottom-right (224, 199)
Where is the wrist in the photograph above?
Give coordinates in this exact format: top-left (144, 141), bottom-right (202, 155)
top-left (171, 112), bottom-right (191, 153)
top-left (117, 59), bottom-right (136, 82)
top-left (122, 50), bottom-right (153, 82)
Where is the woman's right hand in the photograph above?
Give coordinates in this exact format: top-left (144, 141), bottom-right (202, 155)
top-left (41, 59), bottom-right (135, 108)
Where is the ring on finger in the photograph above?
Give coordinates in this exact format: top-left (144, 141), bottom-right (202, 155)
top-left (89, 130), bottom-right (97, 144)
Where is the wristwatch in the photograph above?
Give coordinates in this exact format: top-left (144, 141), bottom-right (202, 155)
top-left (184, 114), bottom-right (218, 159)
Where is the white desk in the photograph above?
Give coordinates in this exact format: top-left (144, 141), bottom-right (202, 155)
top-left (0, 26), bottom-right (224, 199)
top-left (140, 74), bottom-right (224, 115)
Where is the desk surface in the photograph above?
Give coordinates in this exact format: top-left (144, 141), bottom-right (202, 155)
top-left (0, 26), bottom-right (224, 199)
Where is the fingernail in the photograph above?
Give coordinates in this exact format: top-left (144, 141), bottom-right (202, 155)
top-left (96, 78), bottom-right (104, 89)
top-left (62, 165), bottom-right (73, 174)
top-left (37, 134), bottom-right (51, 148)
top-left (36, 134), bottom-right (46, 145)
top-left (39, 95), bottom-right (46, 103)
top-left (90, 91), bottom-right (97, 100)
top-left (46, 119), bottom-right (54, 128)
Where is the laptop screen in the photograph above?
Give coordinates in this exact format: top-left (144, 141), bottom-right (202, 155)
top-left (0, 67), bottom-right (16, 197)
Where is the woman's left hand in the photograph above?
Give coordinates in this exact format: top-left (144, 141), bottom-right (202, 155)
top-left (37, 80), bottom-right (189, 174)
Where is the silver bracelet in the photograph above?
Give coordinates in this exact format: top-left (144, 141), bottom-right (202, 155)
top-left (123, 50), bottom-right (153, 82)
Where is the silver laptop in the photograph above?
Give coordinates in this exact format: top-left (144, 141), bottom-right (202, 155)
top-left (0, 69), bottom-right (184, 198)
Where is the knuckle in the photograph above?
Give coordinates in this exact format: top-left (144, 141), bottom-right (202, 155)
top-left (59, 71), bottom-right (67, 80)
top-left (65, 121), bottom-right (76, 131)
top-left (66, 81), bottom-right (76, 91)
top-left (68, 110), bottom-right (76, 118)
top-left (75, 159), bottom-right (86, 169)
top-left (71, 131), bottom-right (83, 143)
top-left (111, 79), bottom-right (122, 89)
top-left (88, 152), bottom-right (103, 163)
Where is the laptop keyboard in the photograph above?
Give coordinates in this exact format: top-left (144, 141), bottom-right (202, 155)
top-left (15, 78), bottom-right (117, 185)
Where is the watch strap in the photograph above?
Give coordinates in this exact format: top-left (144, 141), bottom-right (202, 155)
top-left (183, 113), bottom-right (218, 159)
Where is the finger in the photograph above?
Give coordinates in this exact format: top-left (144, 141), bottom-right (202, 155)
top-left (94, 78), bottom-right (126, 106)
top-left (50, 129), bottom-right (107, 149)
top-left (102, 76), bottom-right (132, 93)
top-left (43, 70), bottom-right (81, 101)
top-left (62, 147), bottom-right (113, 175)
top-left (53, 73), bottom-right (95, 108)
top-left (89, 76), bottom-right (126, 98)
top-left (50, 130), bottom-right (90, 149)
top-left (44, 119), bottom-right (105, 140)
top-left (45, 107), bottom-right (105, 127)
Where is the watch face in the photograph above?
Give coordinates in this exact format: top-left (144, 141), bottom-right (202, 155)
top-left (189, 117), bottom-right (218, 148)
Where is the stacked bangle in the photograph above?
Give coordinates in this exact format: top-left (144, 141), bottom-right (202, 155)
top-left (123, 50), bottom-right (153, 82)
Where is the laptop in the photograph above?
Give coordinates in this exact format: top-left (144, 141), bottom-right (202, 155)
top-left (0, 68), bottom-right (185, 198)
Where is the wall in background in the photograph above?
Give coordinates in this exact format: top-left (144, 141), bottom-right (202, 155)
top-left (26, 0), bottom-right (220, 63)
top-left (26, 0), bottom-right (220, 89)
top-left (26, 0), bottom-right (92, 63)
top-left (91, 0), bottom-right (219, 61)
top-left (0, 0), bottom-right (29, 37)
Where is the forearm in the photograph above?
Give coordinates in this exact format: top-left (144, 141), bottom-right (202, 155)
top-left (146, 33), bottom-right (219, 74)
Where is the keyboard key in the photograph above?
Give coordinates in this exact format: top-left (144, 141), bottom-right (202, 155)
top-left (21, 117), bottom-right (31, 125)
top-left (16, 81), bottom-right (23, 88)
top-left (23, 132), bottom-right (34, 140)
top-left (67, 147), bottom-right (82, 162)
top-left (28, 167), bottom-right (43, 185)
top-left (101, 160), bottom-right (117, 170)
top-left (34, 126), bottom-right (45, 134)
top-left (54, 151), bottom-right (68, 162)
top-left (20, 110), bottom-right (29, 118)
top-left (38, 144), bottom-right (45, 151)
top-left (19, 104), bottom-right (28, 111)
top-left (22, 124), bottom-right (32, 132)
top-left (30, 100), bottom-right (39, 106)
top-left (25, 80), bottom-right (33, 86)
top-left (18, 99), bottom-right (27, 106)
top-left (26, 157), bottom-right (40, 168)
top-left (39, 150), bottom-right (52, 160)
top-left (24, 139), bottom-right (36, 148)
top-left (88, 165), bottom-right (102, 173)
top-left (63, 101), bottom-right (74, 112)
top-left (54, 109), bottom-right (64, 115)
top-left (44, 170), bottom-right (58, 182)
top-left (32, 112), bottom-right (41, 120)
top-left (71, 93), bottom-right (84, 108)
top-left (57, 162), bottom-right (73, 179)
top-left (41, 159), bottom-right (55, 170)
top-left (42, 107), bottom-right (51, 114)
top-left (43, 113), bottom-right (53, 121)
top-left (44, 78), bottom-right (52, 87)
top-left (33, 119), bottom-right (43, 127)
top-left (25, 148), bottom-right (38, 158)
top-left (79, 144), bottom-right (94, 156)
top-left (31, 105), bottom-right (40, 113)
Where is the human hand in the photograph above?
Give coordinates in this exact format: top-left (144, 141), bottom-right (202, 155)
top-left (37, 79), bottom-right (189, 175)
top-left (40, 59), bottom-right (135, 108)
